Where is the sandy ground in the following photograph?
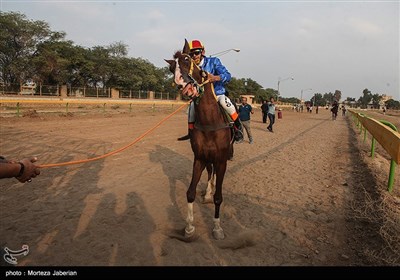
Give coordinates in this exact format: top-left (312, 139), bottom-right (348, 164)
top-left (0, 105), bottom-right (399, 266)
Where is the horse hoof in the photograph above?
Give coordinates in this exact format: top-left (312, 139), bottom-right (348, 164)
top-left (212, 228), bottom-right (225, 240)
top-left (185, 227), bottom-right (195, 238)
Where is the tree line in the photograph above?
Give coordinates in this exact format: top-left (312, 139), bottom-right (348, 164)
top-left (1, 12), bottom-right (398, 109)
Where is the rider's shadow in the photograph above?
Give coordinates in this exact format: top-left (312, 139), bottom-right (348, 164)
top-left (149, 145), bottom-right (215, 241)
top-left (149, 145), bottom-right (192, 197)
top-left (149, 145), bottom-right (193, 225)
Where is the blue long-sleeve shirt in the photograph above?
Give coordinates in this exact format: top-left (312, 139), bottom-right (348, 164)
top-left (199, 56), bottom-right (231, 96)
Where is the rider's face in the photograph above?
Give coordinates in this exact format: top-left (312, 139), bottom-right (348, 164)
top-left (190, 49), bottom-right (203, 65)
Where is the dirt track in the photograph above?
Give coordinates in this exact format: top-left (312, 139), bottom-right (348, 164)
top-left (1, 107), bottom-right (399, 266)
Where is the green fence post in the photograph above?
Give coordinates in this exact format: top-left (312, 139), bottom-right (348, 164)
top-left (129, 103), bottom-right (132, 113)
top-left (66, 103), bottom-right (69, 113)
top-left (370, 138), bottom-right (375, 159)
top-left (378, 120), bottom-right (398, 192)
top-left (16, 102), bottom-right (20, 117)
top-left (152, 103), bottom-right (155, 112)
top-left (388, 160), bottom-right (397, 192)
top-left (103, 103), bottom-right (106, 113)
top-left (363, 127), bottom-right (367, 143)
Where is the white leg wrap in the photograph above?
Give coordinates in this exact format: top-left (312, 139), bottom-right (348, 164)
top-left (185, 202), bottom-right (195, 235)
top-left (212, 218), bottom-right (225, 240)
top-left (213, 218), bottom-right (222, 230)
top-left (204, 177), bottom-right (214, 201)
top-left (212, 175), bottom-right (216, 193)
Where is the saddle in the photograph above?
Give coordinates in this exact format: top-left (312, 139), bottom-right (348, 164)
top-left (218, 103), bottom-right (234, 124)
top-left (192, 96), bottom-right (238, 142)
top-left (218, 103), bottom-right (236, 143)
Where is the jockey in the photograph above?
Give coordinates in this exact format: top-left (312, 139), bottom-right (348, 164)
top-left (177, 39), bottom-right (243, 142)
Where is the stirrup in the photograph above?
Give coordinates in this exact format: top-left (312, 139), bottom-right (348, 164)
top-left (234, 130), bottom-right (244, 142)
top-left (177, 134), bottom-right (190, 141)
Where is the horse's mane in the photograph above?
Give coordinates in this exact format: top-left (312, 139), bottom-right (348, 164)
top-left (173, 51), bottom-right (183, 59)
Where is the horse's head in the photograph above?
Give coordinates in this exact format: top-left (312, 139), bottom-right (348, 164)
top-left (165, 39), bottom-right (207, 98)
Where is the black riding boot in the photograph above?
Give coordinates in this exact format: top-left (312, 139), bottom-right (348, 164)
top-left (177, 129), bottom-right (191, 141)
top-left (233, 118), bottom-right (244, 142)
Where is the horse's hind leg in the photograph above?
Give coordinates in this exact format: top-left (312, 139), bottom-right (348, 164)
top-left (203, 164), bottom-right (215, 204)
top-left (185, 159), bottom-right (206, 238)
top-left (212, 161), bottom-right (227, 240)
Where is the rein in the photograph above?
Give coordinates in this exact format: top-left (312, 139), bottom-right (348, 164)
top-left (185, 54), bottom-right (211, 97)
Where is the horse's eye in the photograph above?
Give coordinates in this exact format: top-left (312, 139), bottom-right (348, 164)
top-left (184, 56), bottom-right (190, 61)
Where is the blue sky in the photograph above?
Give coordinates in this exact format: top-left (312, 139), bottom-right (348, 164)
top-left (1, 0), bottom-right (399, 101)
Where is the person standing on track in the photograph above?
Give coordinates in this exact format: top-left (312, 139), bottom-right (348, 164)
top-left (238, 97), bottom-right (254, 144)
top-left (267, 97), bottom-right (277, 132)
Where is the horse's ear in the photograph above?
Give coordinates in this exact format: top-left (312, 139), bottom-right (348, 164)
top-left (183, 39), bottom-right (190, 54)
top-left (165, 59), bottom-right (174, 66)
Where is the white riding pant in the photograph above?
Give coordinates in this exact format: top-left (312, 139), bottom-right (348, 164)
top-left (188, 95), bottom-right (237, 123)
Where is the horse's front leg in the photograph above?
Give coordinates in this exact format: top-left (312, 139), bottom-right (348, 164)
top-left (185, 159), bottom-right (206, 238)
top-left (203, 163), bottom-right (215, 204)
top-left (228, 142), bottom-right (234, 160)
top-left (212, 161), bottom-right (227, 240)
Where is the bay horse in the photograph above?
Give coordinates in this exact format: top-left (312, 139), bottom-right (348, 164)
top-left (166, 40), bottom-right (233, 239)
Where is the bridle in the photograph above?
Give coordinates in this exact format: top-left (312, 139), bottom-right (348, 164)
top-left (179, 54), bottom-right (211, 96)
